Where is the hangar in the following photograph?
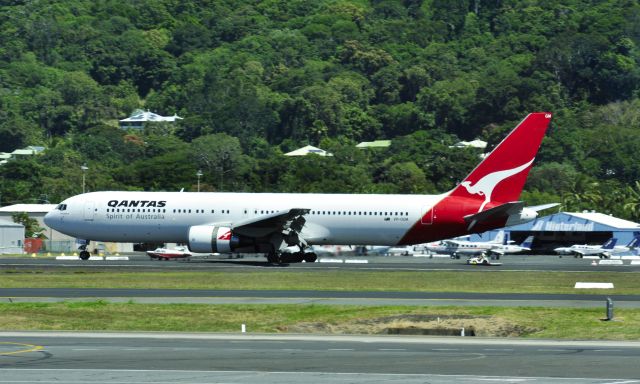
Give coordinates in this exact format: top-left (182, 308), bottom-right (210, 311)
top-left (471, 212), bottom-right (640, 254)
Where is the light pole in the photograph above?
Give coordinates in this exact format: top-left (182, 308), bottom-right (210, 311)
top-left (80, 164), bottom-right (89, 194)
top-left (196, 169), bottom-right (203, 192)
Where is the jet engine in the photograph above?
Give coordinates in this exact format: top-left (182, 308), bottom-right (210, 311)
top-left (188, 225), bottom-right (240, 253)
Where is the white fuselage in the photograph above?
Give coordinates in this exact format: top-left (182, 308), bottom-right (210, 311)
top-left (45, 191), bottom-right (444, 246)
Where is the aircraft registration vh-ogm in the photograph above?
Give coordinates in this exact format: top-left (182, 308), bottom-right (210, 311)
top-left (45, 113), bottom-right (553, 263)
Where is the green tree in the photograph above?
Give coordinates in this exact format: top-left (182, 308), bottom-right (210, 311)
top-left (12, 212), bottom-right (46, 239)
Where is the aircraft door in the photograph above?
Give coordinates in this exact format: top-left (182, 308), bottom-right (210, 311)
top-left (421, 206), bottom-right (434, 225)
top-left (83, 201), bottom-right (95, 221)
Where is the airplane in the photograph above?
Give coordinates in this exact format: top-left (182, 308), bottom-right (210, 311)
top-left (487, 235), bottom-right (534, 256)
top-left (554, 238), bottom-right (618, 258)
top-left (598, 235), bottom-right (640, 258)
top-left (44, 113), bottom-right (553, 263)
top-left (440, 230), bottom-right (507, 259)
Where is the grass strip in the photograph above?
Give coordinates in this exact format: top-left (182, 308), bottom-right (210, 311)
top-left (1, 270), bottom-right (639, 295)
top-left (0, 302), bottom-right (638, 340)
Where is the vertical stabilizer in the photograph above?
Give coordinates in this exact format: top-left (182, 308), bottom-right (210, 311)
top-left (450, 113), bottom-right (552, 212)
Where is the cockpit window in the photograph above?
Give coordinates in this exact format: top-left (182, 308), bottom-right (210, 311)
top-left (56, 204), bottom-right (68, 211)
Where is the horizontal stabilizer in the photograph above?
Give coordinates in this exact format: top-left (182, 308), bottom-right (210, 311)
top-left (464, 201), bottom-right (524, 231)
top-left (527, 203), bottom-right (560, 212)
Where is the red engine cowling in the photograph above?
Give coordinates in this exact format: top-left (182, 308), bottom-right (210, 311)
top-left (188, 225), bottom-right (239, 253)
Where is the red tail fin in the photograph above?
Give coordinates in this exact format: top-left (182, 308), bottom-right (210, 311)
top-left (449, 113), bottom-right (552, 210)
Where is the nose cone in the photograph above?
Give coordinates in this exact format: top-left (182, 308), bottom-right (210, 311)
top-left (43, 210), bottom-right (56, 229)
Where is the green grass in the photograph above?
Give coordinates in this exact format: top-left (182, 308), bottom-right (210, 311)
top-left (1, 270), bottom-right (638, 295)
top-left (0, 302), bottom-right (638, 340)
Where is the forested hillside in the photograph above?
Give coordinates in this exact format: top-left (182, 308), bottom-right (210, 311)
top-left (1, 0), bottom-right (640, 220)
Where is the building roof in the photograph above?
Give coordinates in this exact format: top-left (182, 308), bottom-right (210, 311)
top-left (11, 149), bottom-right (37, 155)
top-left (0, 219), bottom-right (24, 228)
top-left (505, 211), bottom-right (640, 232)
top-left (284, 145), bottom-right (333, 157)
top-left (566, 211), bottom-right (640, 229)
top-left (356, 140), bottom-right (391, 148)
top-left (120, 109), bottom-right (183, 123)
top-left (0, 204), bottom-right (57, 213)
top-left (450, 139), bottom-right (487, 149)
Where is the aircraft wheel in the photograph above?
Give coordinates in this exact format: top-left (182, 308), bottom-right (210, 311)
top-left (79, 251), bottom-right (90, 260)
top-left (304, 253), bottom-right (317, 263)
top-left (482, 259), bottom-right (489, 265)
top-left (267, 251), bottom-right (280, 264)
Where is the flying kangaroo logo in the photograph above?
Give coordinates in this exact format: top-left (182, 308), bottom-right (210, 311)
top-left (460, 158), bottom-right (535, 212)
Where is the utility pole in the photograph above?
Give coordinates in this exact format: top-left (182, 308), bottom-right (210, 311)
top-left (196, 169), bottom-right (203, 192)
top-left (81, 164), bottom-right (88, 194)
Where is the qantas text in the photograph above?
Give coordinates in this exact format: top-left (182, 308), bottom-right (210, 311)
top-left (107, 200), bottom-right (167, 208)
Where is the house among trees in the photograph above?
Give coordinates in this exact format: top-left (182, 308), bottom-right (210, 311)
top-left (284, 145), bottom-right (332, 157)
top-left (0, 146), bottom-right (45, 166)
top-left (119, 109), bottom-right (183, 130)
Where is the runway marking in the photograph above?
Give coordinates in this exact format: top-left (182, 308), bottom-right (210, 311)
top-left (601, 381), bottom-right (640, 384)
top-left (483, 349), bottom-right (514, 351)
top-left (0, 342), bottom-right (43, 356)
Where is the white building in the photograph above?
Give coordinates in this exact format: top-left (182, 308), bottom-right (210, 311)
top-left (0, 204), bottom-right (133, 254)
top-left (0, 219), bottom-right (24, 254)
top-left (0, 204), bottom-right (70, 252)
top-left (119, 109), bottom-right (183, 130)
top-left (284, 145), bottom-right (332, 157)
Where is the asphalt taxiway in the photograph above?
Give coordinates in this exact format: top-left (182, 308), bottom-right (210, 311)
top-left (0, 332), bottom-right (638, 383)
top-left (2, 253), bottom-right (639, 272)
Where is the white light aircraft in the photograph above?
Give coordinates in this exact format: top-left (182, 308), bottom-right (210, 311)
top-left (44, 113), bottom-right (553, 263)
top-left (440, 230), bottom-right (507, 259)
top-left (488, 235), bottom-right (534, 256)
top-left (554, 238), bottom-right (618, 258)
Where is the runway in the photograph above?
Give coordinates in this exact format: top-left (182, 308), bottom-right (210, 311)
top-left (3, 287), bottom-right (640, 307)
top-left (0, 332), bottom-right (638, 383)
top-left (2, 253), bottom-right (640, 272)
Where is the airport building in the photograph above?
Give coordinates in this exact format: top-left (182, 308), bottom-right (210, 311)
top-left (0, 204), bottom-right (133, 254)
top-left (0, 219), bottom-right (25, 254)
top-left (471, 211), bottom-right (640, 253)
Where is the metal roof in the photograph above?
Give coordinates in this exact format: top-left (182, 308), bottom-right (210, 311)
top-left (120, 109), bottom-right (182, 123)
top-left (356, 140), bottom-right (391, 148)
top-left (505, 211), bottom-right (640, 232)
top-left (0, 219), bottom-right (24, 228)
top-left (284, 145), bottom-right (333, 157)
top-left (565, 211), bottom-right (640, 229)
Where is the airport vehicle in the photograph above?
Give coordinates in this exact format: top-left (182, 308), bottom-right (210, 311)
top-left (554, 238), bottom-right (617, 258)
top-left (466, 254), bottom-right (501, 266)
top-left (44, 113), bottom-right (553, 263)
top-left (147, 246), bottom-right (192, 260)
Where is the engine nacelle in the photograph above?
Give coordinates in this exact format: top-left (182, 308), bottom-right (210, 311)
top-left (188, 225), bottom-right (239, 253)
top-left (505, 207), bottom-right (538, 227)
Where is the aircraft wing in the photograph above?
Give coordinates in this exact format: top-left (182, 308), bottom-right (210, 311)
top-left (231, 208), bottom-right (310, 239)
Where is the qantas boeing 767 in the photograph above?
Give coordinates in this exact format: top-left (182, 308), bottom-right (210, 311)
top-left (44, 113), bottom-right (553, 263)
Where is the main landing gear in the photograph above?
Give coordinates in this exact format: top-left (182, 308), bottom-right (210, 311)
top-left (78, 243), bottom-right (91, 260)
top-left (267, 250), bottom-right (317, 264)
